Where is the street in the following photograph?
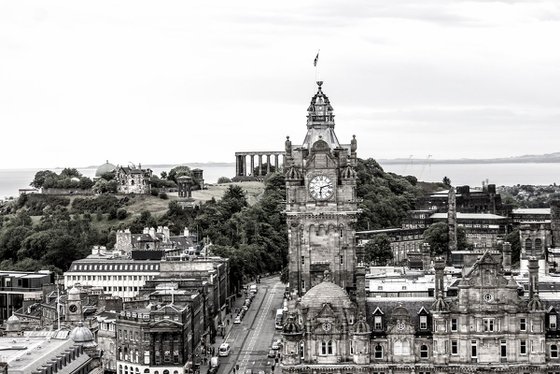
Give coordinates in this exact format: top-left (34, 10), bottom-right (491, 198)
top-left (216, 276), bottom-right (285, 374)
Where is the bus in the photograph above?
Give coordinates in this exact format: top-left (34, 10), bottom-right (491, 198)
top-left (275, 308), bottom-right (284, 330)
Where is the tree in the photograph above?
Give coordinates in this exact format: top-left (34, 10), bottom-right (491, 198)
top-left (217, 177), bottom-right (231, 184)
top-left (442, 176), bottom-right (451, 187)
top-left (423, 222), bottom-right (470, 257)
top-left (167, 166), bottom-right (192, 183)
top-left (30, 170), bottom-right (58, 188)
top-left (363, 234), bottom-right (393, 265)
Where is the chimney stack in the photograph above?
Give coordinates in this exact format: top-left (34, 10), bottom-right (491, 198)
top-left (434, 257), bottom-right (446, 298)
top-left (528, 256), bottom-right (539, 300)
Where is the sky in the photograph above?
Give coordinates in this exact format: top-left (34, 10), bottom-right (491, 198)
top-left (1, 0), bottom-right (560, 169)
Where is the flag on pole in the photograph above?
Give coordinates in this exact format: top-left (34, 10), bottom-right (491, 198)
top-left (313, 51), bottom-right (319, 67)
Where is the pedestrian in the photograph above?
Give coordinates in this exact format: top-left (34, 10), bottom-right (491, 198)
top-left (233, 367), bottom-right (236, 374)
top-left (227, 319), bottom-right (230, 326)
top-left (236, 364), bottom-right (239, 371)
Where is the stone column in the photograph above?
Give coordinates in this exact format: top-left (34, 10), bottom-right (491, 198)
top-left (266, 154), bottom-right (271, 174)
top-left (258, 155), bottom-right (263, 176)
top-left (250, 155), bottom-right (255, 177)
top-left (235, 155), bottom-right (240, 176)
top-left (275, 154), bottom-right (279, 170)
top-left (552, 200), bottom-right (560, 247)
top-left (242, 155), bottom-right (247, 177)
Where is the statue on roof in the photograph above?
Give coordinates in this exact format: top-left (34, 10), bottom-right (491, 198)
top-left (285, 136), bottom-right (292, 156)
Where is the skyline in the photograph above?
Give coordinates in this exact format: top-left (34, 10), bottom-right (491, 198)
top-left (1, 0), bottom-right (560, 169)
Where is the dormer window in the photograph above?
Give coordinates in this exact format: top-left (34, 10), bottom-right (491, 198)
top-left (420, 315), bottom-right (428, 330)
top-left (550, 314), bottom-right (557, 330)
top-left (374, 316), bottom-right (383, 330)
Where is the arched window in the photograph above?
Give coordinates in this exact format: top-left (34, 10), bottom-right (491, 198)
top-left (327, 340), bottom-right (334, 355)
top-left (144, 370), bottom-right (150, 374)
top-left (535, 238), bottom-right (543, 252)
top-left (119, 365), bottom-right (123, 374)
top-left (551, 344), bottom-right (558, 358)
top-left (124, 366), bottom-right (129, 374)
top-left (135, 369), bottom-right (139, 374)
top-left (420, 344), bottom-right (429, 358)
top-left (321, 341), bottom-right (327, 355)
top-left (374, 344), bottom-right (383, 359)
top-left (299, 341), bottom-right (305, 360)
top-left (163, 371), bottom-right (169, 374)
top-left (525, 238), bottom-right (533, 253)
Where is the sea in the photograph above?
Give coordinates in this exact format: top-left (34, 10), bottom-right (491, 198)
top-left (0, 162), bottom-right (559, 200)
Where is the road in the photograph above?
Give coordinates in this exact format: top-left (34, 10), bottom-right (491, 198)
top-left (217, 277), bottom-right (284, 374)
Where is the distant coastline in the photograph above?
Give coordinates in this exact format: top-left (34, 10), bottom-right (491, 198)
top-left (379, 152), bottom-right (560, 165)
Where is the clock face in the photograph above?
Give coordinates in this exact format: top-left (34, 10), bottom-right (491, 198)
top-left (483, 293), bottom-right (493, 302)
top-left (309, 175), bottom-right (334, 200)
top-left (396, 321), bottom-right (405, 331)
top-left (69, 304), bottom-right (78, 313)
top-left (322, 322), bottom-right (332, 332)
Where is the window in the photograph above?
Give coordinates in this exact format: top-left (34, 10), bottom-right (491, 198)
top-left (301, 256), bottom-right (305, 265)
top-left (471, 340), bottom-right (477, 358)
top-left (299, 341), bottom-right (304, 360)
top-left (520, 318), bottom-right (527, 331)
top-left (451, 318), bottom-right (458, 332)
top-left (483, 318), bottom-right (495, 332)
top-left (501, 340), bottom-right (507, 358)
top-left (420, 315), bottom-right (428, 330)
top-left (420, 344), bottom-right (428, 358)
top-left (551, 315), bottom-right (557, 330)
top-left (451, 340), bottom-right (458, 355)
top-left (374, 344), bottom-right (383, 359)
top-left (340, 255), bottom-right (343, 265)
top-left (520, 340), bottom-right (527, 355)
top-left (321, 340), bottom-right (334, 355)
top-left (374, 316), bottom-right (383, 330)
top-left (551, 344), bottom-right (558, 358)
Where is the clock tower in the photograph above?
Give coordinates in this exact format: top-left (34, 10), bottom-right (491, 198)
top-left (285, 81), bottom-right (359, 296)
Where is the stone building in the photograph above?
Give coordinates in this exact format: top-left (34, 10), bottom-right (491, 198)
top-left (281, 81), bottom-right (560, 374)
top-left (115, 163), bottom-right (153, 194)
top-left (284, 81), bottom-right (361, 296)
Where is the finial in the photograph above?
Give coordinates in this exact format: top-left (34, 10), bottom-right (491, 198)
top-left (317, 81), bottom-right (323, 88)
top-left (323, 269), bottom-right (331, 282)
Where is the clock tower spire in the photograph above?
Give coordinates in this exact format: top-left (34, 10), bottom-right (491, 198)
top-left (285, 81), bottom-right (359, 297)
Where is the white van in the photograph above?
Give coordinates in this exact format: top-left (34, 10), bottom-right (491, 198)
top-left (249, 284), bottom-right (258, 294)
top-left (219, 343), bottom-right (231, 357)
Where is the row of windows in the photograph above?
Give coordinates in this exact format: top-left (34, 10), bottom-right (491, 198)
top-left (72, 263), bottom-right (159, 271)
top-left (372, 315), bottom-right (428, 330)
top-left (69, 275), bottom-right (154, 282)
top-left (118, 366), bottom-right (179, 374)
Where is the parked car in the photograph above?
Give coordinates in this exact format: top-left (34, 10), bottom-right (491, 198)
top-left (271, 339), bottom-right (282, 350)
top-left (234, 315), bottom-right (242, 324)
top-left (219, 343), bottom-right (231, 357)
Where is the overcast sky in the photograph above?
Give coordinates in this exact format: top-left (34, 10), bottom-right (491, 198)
top-left (1, 0), bottom-right (560, 169)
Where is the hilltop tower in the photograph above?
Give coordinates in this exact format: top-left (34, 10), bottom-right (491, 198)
top-left (284, 81), bottom-right (359, 296)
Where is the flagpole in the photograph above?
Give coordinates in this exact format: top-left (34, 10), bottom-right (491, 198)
top-left (314, 49), bottom-right (320, 82)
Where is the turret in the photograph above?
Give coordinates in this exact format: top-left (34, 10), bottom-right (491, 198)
top-left (281, 313), bottom-right (304, 365)
top-left (352, 314), bottom-right (370, 365)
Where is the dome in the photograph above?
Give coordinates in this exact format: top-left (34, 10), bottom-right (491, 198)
top-left (95, 161), bottom-right (116, 177)
top-left (300, 281), bottom-right (353, 310)
top-left (68, 286), bottom-right (81, 295)
top-left (6, 314), bottom-right (21, 332)
top-left (70, 322), bottom-right (97, 347)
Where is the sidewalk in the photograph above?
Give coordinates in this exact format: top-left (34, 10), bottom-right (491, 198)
top-left (214, 290), bottom-right (247, 348)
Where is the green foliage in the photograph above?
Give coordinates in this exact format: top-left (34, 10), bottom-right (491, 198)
top-left (72, 195), bottom-right (122, 214)
top-left (506, 229), bottom-right (521, 265)
top-left (30, 169), bottom-right (94, 190)
top-left (92, 178), bottom-right (118, 194)
top-left (18, 195), bottom-right (70, 215)
top-left (150, 176), bottom-right (177, 189)
top-left (167, 166), bottom-right (192, 183)
top-left (423, 222), bottom-right (470, 256)
top-left (442, 176), bottom-right (451, 187)
top-left (217, 177), bottom-right (231, 184)
top-left (117, 209), bottom-right (128, 220)
top-left (363, 234), bottom-right (393, 265)
top-left (356, 158), bottom-right (421, 230)
top-left (159, 192), bottom-right (168, 200)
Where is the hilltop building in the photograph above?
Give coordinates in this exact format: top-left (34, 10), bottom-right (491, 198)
top-left (114, 163), bottom-right (153, 194)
